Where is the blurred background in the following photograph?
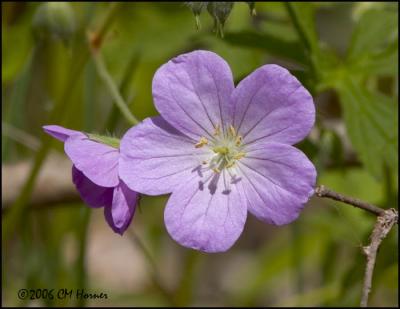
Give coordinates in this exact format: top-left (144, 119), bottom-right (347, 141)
top-left (2, 2), bottom-right (398, 307)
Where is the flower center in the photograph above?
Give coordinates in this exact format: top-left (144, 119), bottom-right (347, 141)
top-left (195, 124), bottom-right (246, 173)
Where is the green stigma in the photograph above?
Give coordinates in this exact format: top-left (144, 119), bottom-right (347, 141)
top-left (213, 146), bottom-right (229, 155)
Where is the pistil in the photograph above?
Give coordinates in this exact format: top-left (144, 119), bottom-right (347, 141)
top-left (194, 124), bottom-right (246, 174)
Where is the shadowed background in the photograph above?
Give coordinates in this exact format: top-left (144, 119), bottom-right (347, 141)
top-left (2, 2), bottom-right (398, 306)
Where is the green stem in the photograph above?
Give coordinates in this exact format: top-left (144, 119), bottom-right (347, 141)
top-left (94, 2), bottom-right (120, 47)
top-left (2, 46), bottom-right (36, 162)
top-left (92, 51), bottom-right (140, 126)
top-left (290, 220), bottom-right (304, 302)
top-left (129, 231), bottom-right (175, 305)
top-left (173, 250), bottom-right (201, 306)
top-left (76, 207), bottom-right (91, 307)
top-left (2, 3), bottom-right (121, 245)
top-left (284, 2), bottom-right (317, 78)
top-left (105, 49), bottom-right (141, 131)
top-left (284, 2), bottom-right (311, 52)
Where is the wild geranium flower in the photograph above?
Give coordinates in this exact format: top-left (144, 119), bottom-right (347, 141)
top-left (43, 125), bottom-right (138, 235)
top-left (120, 50), bottom-right (316, 252)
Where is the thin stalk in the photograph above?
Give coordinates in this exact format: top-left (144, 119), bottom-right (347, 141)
top-left (315, 185), bottom-right (386, 217)
top-left (284, 2), bottom-right (317, 78)
top-left (76, 207), bottom-right (91, 307)
top-left (128, 231), bottom-right (175, 305)
top-left (91, 50), bottom-right (139, 126)
top-left (284, 2), bottom-right (311, 52)
top-left (2, 2), bottom-right (122, 244)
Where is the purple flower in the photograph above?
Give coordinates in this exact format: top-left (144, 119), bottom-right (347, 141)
top-left (43, 125), bottom-right (139, 235)
top-left (120, 50), bottom-right (317, 252)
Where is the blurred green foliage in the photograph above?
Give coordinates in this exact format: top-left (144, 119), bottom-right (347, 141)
top-left (2, 2), bottom-right (398, 307)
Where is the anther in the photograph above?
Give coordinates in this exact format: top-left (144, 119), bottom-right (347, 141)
top-left (229, 125), bottom-right (236, 137)
top-left (213, 124), bottom-right (221, 136)
top-left (212, 167), bottom-right (221, 173)
top-left (202, 160), bottom-right (208, 165)
top-left (235, 135), bottom-right (242, 146)
top-left (195, 137), bottom-right (208, 148)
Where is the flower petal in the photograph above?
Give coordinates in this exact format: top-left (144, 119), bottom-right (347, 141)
top-left (42, 125), bottom-right (84, 142)
top-left (104, 181), bottom-right (138, 235)
top-left (72, 166), bottom-right (113, 208)
top-left (119, 116), bottom-right (211, 195)
top-left (65, 135), bottom-right (119, 187)
top-left (232, 64), bottom-right (315, 146)
top-left (152, 50), bottom-right (235, 140)
top-left (237, 142), bottom-right (316, 225)
top-left (164, 170), bottom-right (247, 253)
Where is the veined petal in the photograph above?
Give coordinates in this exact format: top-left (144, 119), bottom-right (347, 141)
top-left (104, 181), bottom-right (138, 235)
top-left (43, 125), bottom-right (84, 142)
top-left (119, 116), bottom-right (211, 195)
top-left (152, 50), bottom-right (235, 140)
top-left (65, 135), bottom-right (120, 187)
top-left (72, 166), bottom-right (113, 208)
top-left (238, 142), bottom-right (316, 225)
top-left (164, 170), bottom-right (247, 253)
top-left (232, 64), bottom-right (315, 146)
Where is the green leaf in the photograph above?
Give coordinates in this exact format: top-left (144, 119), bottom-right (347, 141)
top-left (348, 8), bottom-right (398, 59)
top-left (350, 38), bottom-right (398, 76)
top-left (347, 7), bottom-right (398, 76)
top-left (224, 31), bottom-right (307, 65)
top-left (336, 78), bottom-right (398, 179)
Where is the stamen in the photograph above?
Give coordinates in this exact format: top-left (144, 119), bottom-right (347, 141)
top-left (233, 152), bottom-right (246, 160)
top-left (226, 161), bottom-right (235, 168)
top-left (213, 124), bottom-right (221, 136)
top-left (202, 160), bottom-right (208, 165)
top-left (195, 137), bottom-right (208, 148)
top-left (229, 125), bottom-right (236, 137)
top-left (212, 167), bottom-right (221, 174)
top-left (235, 135), bottom-right (242, 146)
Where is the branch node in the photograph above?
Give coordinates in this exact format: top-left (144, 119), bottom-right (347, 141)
top-left (362, 245), bottom-right (370, 256)
top-left (314, 185), bottom-right (325, 197)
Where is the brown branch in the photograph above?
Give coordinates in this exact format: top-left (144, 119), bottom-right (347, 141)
top-left (315, 185), bottom-right (398, 307)
top-left (315, 185), bottom-right (385, 216)
top-left (360, 209), bottom-right (398, 307)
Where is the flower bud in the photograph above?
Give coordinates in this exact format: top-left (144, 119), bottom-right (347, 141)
top-left (32, 2), bottom-right (76, 45)
top-left (246, 2), bottom-right (256, 16)
top-left (207, 2), bottom-right (234, 38)
top-left (185, 2), bottom-right (208, 29)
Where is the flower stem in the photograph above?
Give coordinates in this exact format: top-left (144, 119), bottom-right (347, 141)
top-left (315, 185), bottom-right (398, 307)
top-left (2, 2), bottom-right (122, 245)
top-left (91, 50), bottom-right (140, 126)
top-left (284, 2), bottom-right (317, 79)
top-left (315, 185), bottom-right (386, 217)
top-left (284, 2), bottom-right (311, 52)
top-left (360, 209), bottom-right (398, 307)
top-left (128, 230), bottom-right (176, 305)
